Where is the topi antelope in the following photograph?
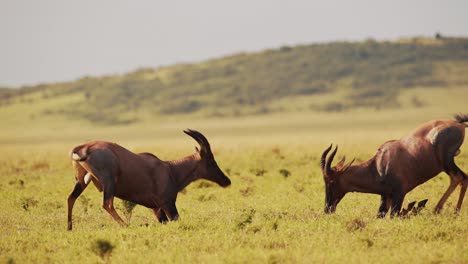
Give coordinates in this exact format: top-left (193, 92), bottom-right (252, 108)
top-left (320, 114), bottom-right (468, 217)
top-left (67, 129), bottom-right (231, 230)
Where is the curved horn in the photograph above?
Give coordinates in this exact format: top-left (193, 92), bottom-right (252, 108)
top-left (325, 145), bottom-right (338, 176)
top-left (183, 129), bottom-right (212, 153)
top-left (321, 144), bottom-right (333, 172)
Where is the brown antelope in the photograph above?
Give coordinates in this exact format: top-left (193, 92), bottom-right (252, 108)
top-left (67, 129), bottom-right (231, 230)
top-left (320, 114), bottom-right (468, 217)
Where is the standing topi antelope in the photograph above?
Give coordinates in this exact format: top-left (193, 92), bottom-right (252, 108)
top-left (67, 129), bottom-right (231, 230)
top-left (320, 114), bottom-right (468, 217)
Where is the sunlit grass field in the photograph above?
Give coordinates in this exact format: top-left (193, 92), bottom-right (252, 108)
top-left (1, 87), bottom-right (467, 263)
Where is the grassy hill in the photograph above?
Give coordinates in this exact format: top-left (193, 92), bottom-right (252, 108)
top-left (1, 36), bottom-right (468, 125)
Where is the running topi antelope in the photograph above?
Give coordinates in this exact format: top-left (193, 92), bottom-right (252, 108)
top-left (67, 129), bottom-right (231, 230)
top-left (320, 113), bottom-right (468, 217)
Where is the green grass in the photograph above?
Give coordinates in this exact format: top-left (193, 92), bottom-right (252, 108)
top-left (0, 143), bottom-right (467, 263)
top-left (1, 83), bottom-right (468, 263)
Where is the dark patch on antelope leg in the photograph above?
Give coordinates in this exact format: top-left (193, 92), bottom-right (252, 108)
top-left (70, 182), bottom-right (83, 198)
top-left (67, 181), bottom-right (88, 231)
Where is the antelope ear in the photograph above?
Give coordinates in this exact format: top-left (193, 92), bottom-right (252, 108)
top-left (336, 156), bottom-right (346, 169)
top-left (341, 158), bottom-right (355, 172)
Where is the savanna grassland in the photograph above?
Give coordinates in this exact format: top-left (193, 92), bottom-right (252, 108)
top-left (1, 89), bottom-right (468, 263)
top-left (1, 38), bottom-right (468, 263)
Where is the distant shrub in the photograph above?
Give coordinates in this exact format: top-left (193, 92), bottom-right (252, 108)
top-left (321, 102), bottom-right (346, 112)
top-left (350, 89), bottom-right (385, 99)
top-left (160, 100), bottom-right (201, 114)
top-left (411, 96), bottom-right (425, 108)
top-left (254, 106), bottom-right (271, 115)
top-left (279, 169), bottom-right (291, 178)
top-left (297, 82), bottom-right (328, 95)
top-left (82, 111), bottom-right (138, 126)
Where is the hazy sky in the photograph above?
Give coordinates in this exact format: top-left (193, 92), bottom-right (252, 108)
top-left (1, 0), bottom-right (467, 87)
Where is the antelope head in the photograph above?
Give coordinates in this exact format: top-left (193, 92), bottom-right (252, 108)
top-left (184, 129), bottom-right (231, 187)
top-left (320, 144), bottom-right (355, 214)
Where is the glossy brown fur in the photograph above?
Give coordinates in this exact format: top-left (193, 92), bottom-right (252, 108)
top-left (321, 114), bottom-right (468, 217)
top-left (67, 129), bottom-right (231, 230)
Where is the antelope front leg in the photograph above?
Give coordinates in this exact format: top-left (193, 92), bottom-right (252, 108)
top-left (390, 192), bottom-right (406, 218)
top-left (377, 195), bottom-right (391, 218)
top-left (161, 202), bottom-right (179, 221)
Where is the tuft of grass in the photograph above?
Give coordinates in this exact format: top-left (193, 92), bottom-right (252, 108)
top-left (250, 168), bottom-right (267, 177)
top-left (196, 180), bottom-right (214, 188)
top-left (236, 209), bottom-right (256, 230)
top-left (239, 186), bottom-right (255, 197)
top-left (91, 239), bottom-right (115, 263)
top-left (21, 197), bottom-right (38, 212)
top-left (346, 218), bottom-right (367, 232)
top-left (278, 168), bottom-right (291, 178)
top-left (121, 200), bottom-right (137, 225)
top-left (197, 194), bottom-right (216, 202)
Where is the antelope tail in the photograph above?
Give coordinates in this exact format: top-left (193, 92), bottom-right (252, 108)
top-left (70, 145), bottom-right (89, 161)
top-left (454, 113), bottom-right (468, 127)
